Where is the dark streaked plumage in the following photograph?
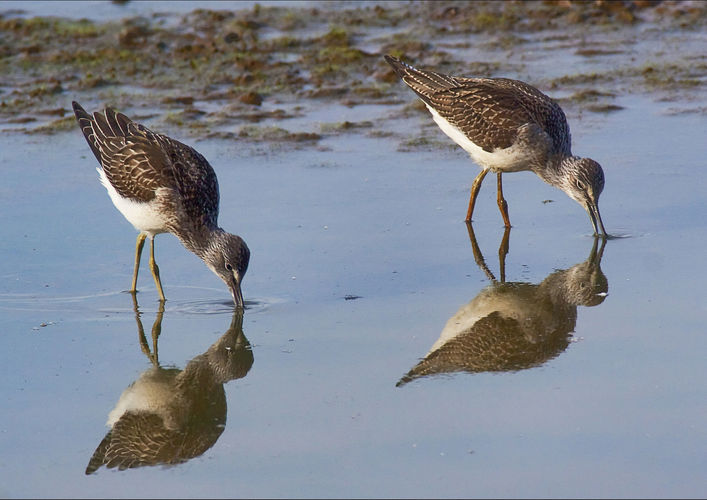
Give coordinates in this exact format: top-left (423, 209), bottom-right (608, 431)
top-left (72, 101), bottom-right (249, 306)
top-left (385, 55), bottom-right (607, 236)
top-left (397, 227), bottom-right (608, 387)
top-left (85, 311), bottom-right (253, 474)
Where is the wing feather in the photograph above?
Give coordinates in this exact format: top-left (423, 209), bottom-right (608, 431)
top-left (385, 56), bottom-right (571, 154)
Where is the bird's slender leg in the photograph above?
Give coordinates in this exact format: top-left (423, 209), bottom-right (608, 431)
top-left (148, 235), bottom-right (166, 302)
top-left (131, 233), bottom-right (147, 294)
top-left (150, 300), bottom-right (165, 364)
top-left (466, 169), bottom-right (490, 222)
top-left (132, 292), bottom-right (163, 365)
top-left (133, 292), bottom-right (155, 364)
top-left (498, 225), bottom-right (511, 283)
top-left (465, 221), bottom-right (496, 282)
top-left (496, 172), bottom-right (511, 228)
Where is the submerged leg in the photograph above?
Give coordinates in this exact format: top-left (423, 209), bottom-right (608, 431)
top-left (133, 293), bottom-right (153, 363)
top-left (132, 292), bottom-right (164, 365)
top-left (466, 169), bottom-right (490, 222)
top-left (148, 235), bottom-right (166, 302)
top-left (498, 225), bottom-right (511, 283)
top-left (150, 300), bottom-right (165, 363)
top-left (131, 233), bottom-right (147, 293)
top-left (465, 221), bottom-right (496, 282)
top-left (496, 172), bottom-right (511, 228)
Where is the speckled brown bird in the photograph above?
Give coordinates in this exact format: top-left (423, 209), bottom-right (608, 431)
top-left (85, 311), bottom-right (253, 474)
top-left (385, 55), bottom-right (607, 236)
top-left (72, 101), bottom-right (249, 306)
top-left (397, 233), bottom-right (608, 386)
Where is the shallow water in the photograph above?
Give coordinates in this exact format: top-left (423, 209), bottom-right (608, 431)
top-left (2, 92), bottom-right (706, 498)
top-left (1, 3), bottom-right (706, 499)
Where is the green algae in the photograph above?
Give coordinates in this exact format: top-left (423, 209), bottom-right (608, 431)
top-left (237, 124), bottom-right (321, 143)
top-left (397, 135), bottom-right (456, 153)
top-left (319, 120), bottom-right (373, 134)
top-left (0, 0), bottom-right (704, 138)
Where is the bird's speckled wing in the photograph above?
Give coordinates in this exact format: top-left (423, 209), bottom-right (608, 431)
top-left (396, 310), bottom-right (571, 386)
top-left (73, 102), bottom-right (176, 203)
top-left (84, 411), bottom-right (223, 474)
top-left (72, 102), bottom-right (220, 227)
top-left (149, 131), bottom-right (221, 229)
top-left (425, 80), bottom-right (538, 151)
top-left (85, 412), bottom-right (184, 473)
top-left (385, 56), bottom-right (571, 154)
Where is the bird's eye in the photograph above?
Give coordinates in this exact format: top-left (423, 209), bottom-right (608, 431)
top-left (576, 180), bottom-right (586, 191)
top-left (225, 263), bottom-right (233, 271)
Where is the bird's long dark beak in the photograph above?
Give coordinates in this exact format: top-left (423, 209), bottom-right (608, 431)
top-left (587, 201), bottom-right (607, 237)
top-left (230, 273), bottom-right (244, 309)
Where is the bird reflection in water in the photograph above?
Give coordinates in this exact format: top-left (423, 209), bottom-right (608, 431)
top-left (397, 223), bottom-right (608, 387)
top-left (85, 296), bottom-right (254, 474)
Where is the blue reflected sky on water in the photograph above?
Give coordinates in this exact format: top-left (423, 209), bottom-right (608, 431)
top-left (1, 95), bottom-right (705, 497)
top-left (0, 1), bottom-right (308, 20)
top-left (0, 1), bottom-right (706, 496)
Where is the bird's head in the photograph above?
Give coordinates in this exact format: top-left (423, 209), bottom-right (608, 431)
top-left (204, 231), bottom-right (250, 308)
top-left (562, 157), bottom-right (607, 237)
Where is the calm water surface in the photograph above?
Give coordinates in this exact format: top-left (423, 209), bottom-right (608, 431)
top-left (1, 4), bottom-right (706, 499)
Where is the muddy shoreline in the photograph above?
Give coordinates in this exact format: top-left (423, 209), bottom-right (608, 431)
top-left (0, 0), bottom-right (704, 142)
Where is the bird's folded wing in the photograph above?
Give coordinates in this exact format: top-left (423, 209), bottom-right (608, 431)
top-left (99, 136), bottom-right (177, 203)
top-left (425, 83), bottom-right (535, 152)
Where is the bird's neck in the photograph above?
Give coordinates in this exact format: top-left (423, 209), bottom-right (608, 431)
top-left (538, 267), bottom-right (575, 304)
top-left (176, 354), bottom-right (219, 393)
top-left (173, 223), bottom-right (222, 261)
top-left (534, 155), bottom-right (576, 191)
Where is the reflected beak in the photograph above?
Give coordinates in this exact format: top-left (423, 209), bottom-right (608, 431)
top-left (587, 201), bottom-right (607, 237)
top-left (230, 273), bottom-right (244, 309)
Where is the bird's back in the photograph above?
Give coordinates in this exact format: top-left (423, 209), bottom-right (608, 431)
top-left (385, 56), bottom-right (571, 156)
top-left (85, 364), bottom-right (227, 474)
top-left (396, 309), bottom-right (573, 386)
top-left (72, 102), bottom-right (221, 229)
top-left (85, 405), bottom-right (226, 474)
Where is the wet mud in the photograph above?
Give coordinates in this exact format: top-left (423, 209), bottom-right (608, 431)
top-left (0, 0), bottom-right (704, 143)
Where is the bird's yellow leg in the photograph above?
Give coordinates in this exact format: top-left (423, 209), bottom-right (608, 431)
top-left (132, 292), bottom-right (162, 365)
top-left (150, 300), bottom-right (165, 363)
top-left (131, 233), bottom-right (147, 294)
top-left (498, 225), bottom-right (511, 283)
top-left (132, 292), bottom-right (154, 364)
top-left (496, 172), bottom-right (511, 228)
top-left (466, 169), bottom-right (490, 222)
top-left (465, 221), bottom-right (496, 282)
top-left (148, 236), bottom-right (166, 302)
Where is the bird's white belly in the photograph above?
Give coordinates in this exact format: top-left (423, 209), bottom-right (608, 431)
top-left (426, 105), bottom-right (531, 173)
top-left (106, 368), bottom-right (177, 427)
top-left (98, 168), bottom-right (168, 236)
top-left (427, 290), bottom-right (499, 355)
top-left (426, 285), bottom-right (540, 355)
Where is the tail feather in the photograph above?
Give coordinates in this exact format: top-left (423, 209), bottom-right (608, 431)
top-left (91, 109), bottom-right (114, 139)
top-left (384, 55), bottom-right (458, 99)
top-left (73, 101), bottom-right (141, 166)
top-left (85, 429), bottom-right (112, 475)
top-left (103, 107), bottom-right (133, 138)
top-left (72, 101), bottom-right (103, 164)
top-left (113, 110), bottom-right (134, 136)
